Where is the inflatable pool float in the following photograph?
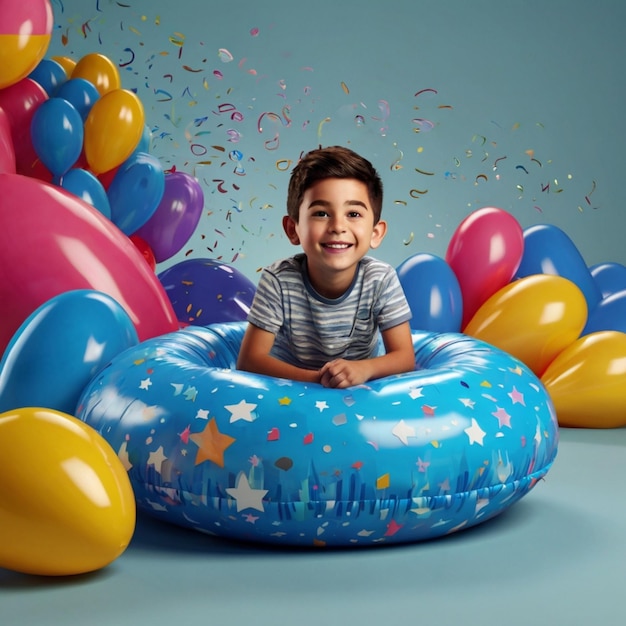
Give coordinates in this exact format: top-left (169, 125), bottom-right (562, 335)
top-left (76, 321), bottom-right (558, 547)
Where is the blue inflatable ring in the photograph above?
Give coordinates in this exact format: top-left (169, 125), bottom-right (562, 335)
top-left (76, 321), bottom-right (558, 547)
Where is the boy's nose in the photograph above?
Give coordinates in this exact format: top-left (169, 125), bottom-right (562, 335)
top-left (328, 216), bottom-right (346, 233)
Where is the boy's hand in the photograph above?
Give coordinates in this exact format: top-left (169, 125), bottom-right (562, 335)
top-left (319, 359), bottom-right (370, 388)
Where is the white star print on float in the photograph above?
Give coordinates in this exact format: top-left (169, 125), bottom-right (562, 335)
top-left (392, 419), bottom-right (416, 445)
top-left (464, 418), bottom-right (486, 445)
top-left (225, 399), bottom-right (257, 423)
top-left (226, 472), bottom-right (268, 512)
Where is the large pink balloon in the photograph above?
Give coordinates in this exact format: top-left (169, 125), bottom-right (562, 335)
top-left (445, 207), bottom-right (524, 329)
top-left (0, 173), bottom-right (179, 355)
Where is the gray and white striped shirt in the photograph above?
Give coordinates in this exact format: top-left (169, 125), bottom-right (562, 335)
top-left (247, 254), bottom-right (412, 370)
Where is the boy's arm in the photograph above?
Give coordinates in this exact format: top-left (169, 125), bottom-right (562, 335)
top-left (236, 323), bottom-right (320, 384)
top-left (319, 321), bottom-right (415, 388)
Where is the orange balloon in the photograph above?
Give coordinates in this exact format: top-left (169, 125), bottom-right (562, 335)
top-left (84, 89), bottom-right (145, 175)
top-left (0, 407), bottom-right (136, 575)
top-left (71, 52), bottom-right (121, 96)
top-left (464, 274), bottom-right (587, 376)
top-left (51, 55), bottom-right (77, 76)
top-left (541, 331), bottom-right (626, 428)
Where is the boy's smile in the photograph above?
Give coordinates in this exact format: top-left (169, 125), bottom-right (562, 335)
top-left (282, 177), bottom-right (387, 298)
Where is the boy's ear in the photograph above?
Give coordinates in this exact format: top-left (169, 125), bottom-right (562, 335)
top-left (282, 215), bottom-right (300, 245)
top-left (369, 219), bottom-right (387, 249)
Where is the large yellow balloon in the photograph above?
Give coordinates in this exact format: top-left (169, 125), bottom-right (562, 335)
top-left (541, 331), bottom-right (626, 428)
top-left (0, 407), bottom-right (136, 576)
top-left (464, 274), bottom-right (588, 376)
top-left (84, 88), bottom-right (145, 175)
top-left (71, 52), bottom-right (120, 96)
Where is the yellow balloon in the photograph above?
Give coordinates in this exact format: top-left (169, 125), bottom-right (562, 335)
top-left (71, 52), bottom-right (121, 96)
top-left (541, 331), bottom-right (626, 428)
top-left (464, 274), bottom-right (588, 376)
top-left (0, 34), bottom-right (51, 89)
top-left (0, 407), bottom-right (136, 576)
top-left (51, 55), bottom-right (77, 77)
top-left (84, 88), bottom-right (145, 175)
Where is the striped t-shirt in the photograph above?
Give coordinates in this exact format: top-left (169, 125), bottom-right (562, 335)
top-left (247, 254), bottom-right (412, 370)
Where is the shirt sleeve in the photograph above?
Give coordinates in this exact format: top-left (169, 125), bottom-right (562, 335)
top-left (377, 266), bottom-right (413, 331)
top-left (246, 268), bottom-right (284, 335)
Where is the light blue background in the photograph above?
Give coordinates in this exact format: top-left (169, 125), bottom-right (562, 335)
top-left (47, 0), bottom-right (626, 282)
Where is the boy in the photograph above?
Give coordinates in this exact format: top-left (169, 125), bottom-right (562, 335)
top-left (236, 145), bottom-right (415, 388)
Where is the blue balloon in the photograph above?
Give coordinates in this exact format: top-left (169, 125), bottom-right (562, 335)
top-left (590, 262), bottom-right (626, 299)
top-left (0, 290), bottom-right (139, 415)
top-left (30, 97), bottom-right (83, 176)
top-left (516, 224), bottom-right (602, 312)
top-left (28, 58), bottom-right (67, 96)
top-left (158, 258), bottom-right (256, 325)
top-left (583, 289), bottom-right (626, 335)
top-left (133, 124), bottom-right (153, 154)
top-left (107, 151), bottom-right (165, 235)
top-left (396, 253), bottom-right (463, 332)
top-left (55, 77), bottom-right (100, 121)
top-left (59, 168), bottom-right (112, 219)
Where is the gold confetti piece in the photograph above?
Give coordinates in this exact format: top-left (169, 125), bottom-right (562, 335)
top-left (340, 81), bottom-right (349, 94)
top-left (376, 474), bottom-right (390, 490)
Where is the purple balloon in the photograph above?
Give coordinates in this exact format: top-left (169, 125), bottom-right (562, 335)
top-left (133, 171), bottom-right (204, 262)
top-left (158, 258), bottom-right (256, 325)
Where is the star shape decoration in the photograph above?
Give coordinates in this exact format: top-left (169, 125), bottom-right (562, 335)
top-left (183, 386), bottom-right (198, 401)
top-left (492, 407), bottom-right (512, 428)
top-left (464, 418), bottom-right (486, 445)
top-left (392, 419), bottom-right (416, 445)
top-left (315, 400), bottom-right (329, 412)
top-left (189, 418), bottom-right (236, 467)
top-left (243, 513), bottom-right (259, 524)
top-left (409, 387), bottom-right (424, 399)
top-left (459, 397), bottom-right (475, 409)
top-left (196, 409), bottom-right (209, 420)
top-left (139, 378), bottom-right (152, 390)
top-left (225, 399), bottom-right (257, 423)
top-left (148, 445), bottom-right (167, 470)
top-left (226, 472), bottom-right (268, 512)
top-left (508, 386), bottom-right (525, 405)
top-left (416, 457), bottom-right (430, 472)
top-left (278, 396), bottom-right (292, 406)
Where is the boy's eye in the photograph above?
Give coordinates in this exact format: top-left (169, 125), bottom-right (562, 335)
top-left (347, 210), bottom-right (362, 218)
top-left (312, 210), bottom-right (329, 217)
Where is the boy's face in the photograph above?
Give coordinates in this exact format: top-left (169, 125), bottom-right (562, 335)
top-left (282, 177), bottom-right (387, 292)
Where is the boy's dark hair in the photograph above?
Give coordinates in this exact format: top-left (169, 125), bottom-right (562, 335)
top-left (286, 146), bottom-right (384, 224)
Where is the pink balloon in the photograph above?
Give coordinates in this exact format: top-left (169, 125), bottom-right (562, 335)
top-left (445, 207), bottom-right (524, 329)
top-left (0, 78), bottom-right (50, 179)
top-left (0, 173), bottom-right (179, 355)
top-left (0, 107), bottom-right (16, 174)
